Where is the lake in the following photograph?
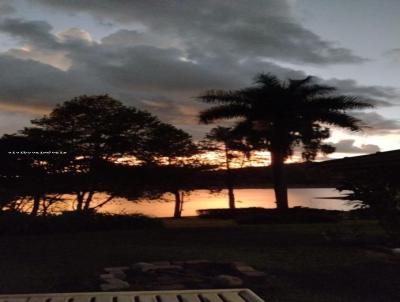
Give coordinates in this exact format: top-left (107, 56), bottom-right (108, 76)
top-left (99, 188), bottom-right (353, 217)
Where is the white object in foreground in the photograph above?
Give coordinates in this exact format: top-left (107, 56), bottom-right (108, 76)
top-left (0, 289), bottom-right (265, 302)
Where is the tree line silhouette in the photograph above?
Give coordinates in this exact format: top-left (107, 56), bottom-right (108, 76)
top-left (0, 73), bottom-right (372, 218)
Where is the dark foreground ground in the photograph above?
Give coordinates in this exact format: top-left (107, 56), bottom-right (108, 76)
top-left (0, 219), bottom-right (399, 302)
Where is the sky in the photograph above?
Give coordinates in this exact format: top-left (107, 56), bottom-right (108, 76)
top-left (0, 0), bottom-right (399, 159)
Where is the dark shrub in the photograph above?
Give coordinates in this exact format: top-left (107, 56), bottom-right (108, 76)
top-left (337, 168), bottom-right (400, 245)
top-left (0, 211), bottom-right (42, 235)
top-left (346, 208), bottom-right (377, 220)
top-left (197, 207), bottom-right (342, 224)
top-left (53, 210), bottom-right (163, 232)
top-left (0, 210), bottom-right (162, 235)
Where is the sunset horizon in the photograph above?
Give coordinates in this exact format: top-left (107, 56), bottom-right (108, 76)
top-left (0, 1), bottom-right (399, 301)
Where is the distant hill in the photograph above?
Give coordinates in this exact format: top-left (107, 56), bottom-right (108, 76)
top-left (314, 149), bottom-right (400, 170)
top-left (195, 149), bottom-right (400, 188)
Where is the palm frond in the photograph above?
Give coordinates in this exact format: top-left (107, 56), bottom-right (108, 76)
top-left (199, 104), bottom-right (249, 124)
top-left (197, 90), bottom-right (245, 104)
top-left (288, 76), bottom-right (314, 89)
top-left (316, 111), bottom-right (364, 131)
top-left (196, 73), bottom-right (373, 159)
top-left (296, 84), bottom-right (336, 98)
top-left (253, 73), bottom-right (282, 88)
top-left (311, 95), bottom-right (373, 111)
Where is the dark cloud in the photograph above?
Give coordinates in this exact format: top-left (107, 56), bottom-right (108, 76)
top-left (322, 78), bottom-right (398, 107)
top-left (0, 2), bottom-right (16, 17)
top-left (330, 139), bottom-right (380, 154)
top-left (0, 18), bottom-right (58, 49)
top-left (0, 14), bottom-right (397, 138)
top-left (0, 18), bottom-right (93, 51)
top-left (0, 110), bottom-right (34, 134)
top-left (34, 0), bottom-right (366, 65)
top-left (353, 112), bottom-right (400, 134)
top-left (0, 55), bottom-right (66, 106)
top-left (0, 55), bottom-right (99, 107)
top-left (0, 18), bottom-right (306, 106)
top-left (385, 48), bottom-right (400, 62)
top-left (101, 29), bottom-right (181, 50)
top-left (0, 19), bottom-right (382, 99)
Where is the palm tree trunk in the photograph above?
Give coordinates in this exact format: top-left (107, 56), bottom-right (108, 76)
top-left (173, 190), bottom-right (182, 218)
top-left (226, 169), bottom-right (236, 209)
top-left (225, 147), bottom-right (236, 209)
top-left (228, 186), bottom-right (236, 209)
top-left (30, 193), bottom-right (41, 216)
top-left (271, 151), bottom-right (289, 210)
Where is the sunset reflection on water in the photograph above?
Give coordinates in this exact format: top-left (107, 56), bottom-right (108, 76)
top-left (98, 188), bottom-right (353, 218)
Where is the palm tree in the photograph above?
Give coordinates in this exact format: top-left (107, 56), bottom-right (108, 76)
top-left (198, 73), bottom-right (372, 210)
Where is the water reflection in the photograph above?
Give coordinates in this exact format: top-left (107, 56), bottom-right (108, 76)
top-left (99, 188), bottom-right (353, 217)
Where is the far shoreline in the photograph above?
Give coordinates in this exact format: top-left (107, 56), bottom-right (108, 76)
top-left (193, 184), bottom-right (337, 190)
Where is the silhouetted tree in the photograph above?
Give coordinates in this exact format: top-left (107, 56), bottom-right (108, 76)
top-left (144, 123), bottom-right (203, 218)
top-left (0, 134), bottom-right (66, 215)
top-left (22, 95), bottom-right (161, 211)
top-left (202, 126), bottom-right (251, 209)
top-left (198, 73), bottom-right (372, 209)
top-left (0, 135), bottom-right (26, 212)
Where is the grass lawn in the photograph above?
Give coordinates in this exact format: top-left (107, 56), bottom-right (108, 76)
top-left (0, 219), bottom-right (399, 302)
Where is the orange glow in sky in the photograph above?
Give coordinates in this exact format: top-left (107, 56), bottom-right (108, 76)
top-left (114, 150), bottom-right (305, 170)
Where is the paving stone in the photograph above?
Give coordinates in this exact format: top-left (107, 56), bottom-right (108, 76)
top-left (100, 260), bottom-right (267, 290)
top-left (151, 261), bottom-right (171, 266)
top-left (152, 264), bottom-right (183, 271)
top-left (100, 280), bottom-right (130, 291)
top-left (183, 260), bottom-right (212, 269)
top-left (392, 248), bottom-right (400, 255)
top-left (230, 261), bottom-right (246, 267)
top-left (132, 262), bottom-right (157, 272)
top-left (99, 273), bottom-right (115, 280)
top-left (101, 270), bottom-right (127, 279)
top-left (213, 274), bottom-right (243, 287)
top-left (241, 271), bottom-right (267, 278)
top-left (234, 264), bottom-right (256, 273)
top-left (108, 278), bottom-right (130, 285)
top-left (181, 276), bottom-right (205, 283)
top-left (104, 266), bottom-right (130, 272)
top-left (184, 260), bottom-right (210, 264)
top-left (111, 271), bottom-right (127, 279)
